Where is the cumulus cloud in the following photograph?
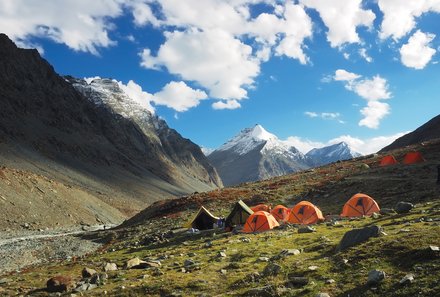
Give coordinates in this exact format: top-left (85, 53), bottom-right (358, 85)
top-left (300, 0), bottom-right (375, 47)
top-left (153, 81), bottom-right (208, 112)
top-left (359, 48), bottom-right (373, 63)
top-left (378, 0), bottom-right (440, 41)
top-left (212, 100), bottom-right (241, 110)
top-left (140, 29), bottom-right (260, 100)
top-left (0, 0), bottom-right (123, 55)
top-left (285, 132), bottom-right (407, 155)
top-left (305, 111), bottom-right (344, 123)
top-left (400, 30), bottom-right (437, 69)
top-left (333, 69), bottom-right (392, 129)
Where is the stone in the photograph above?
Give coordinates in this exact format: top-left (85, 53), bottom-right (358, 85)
top-left (367, 269), bottom-right (386, 285)
top-left (74, 282), bottom-right (98, 292)
top-left (298, 226), bottom-right (316, 233)
top-left (244, 285), bottom-right (276, 297)
top-left (90, 273), bottom-right (108, 285)
top-left (46, 276), bottom-right (75, 293)
top-left (262, 263), bottom-right (282, 277)
top-left (372, 212), bottom-right (380, 219)
top-left (399, 273), bottom-right (414, 285)
top-left (218, 251), bottom-right (227, 258)
top-left (286, 276), bottom-right (309, 287)
top-left (126, 257), bottom-right (146, 269)
top-left (429, 245), bottom-right (439, 252)
top-left (81, 267), bottom-right (97, 278)
top-left (184, 259), bottom-right (196, 268)
top-left (258, 257), bottom-right (270, 262)
top-left (220, 269), bottom-right (227, 275)
top-left (316, 293), bottom-right (330, 297)
top-left (380, 208), bottom-right (396, 215)
top-left (204, 241), bottom-right (213, 248)
top-left (395, 202), bottom-right (414, 214)
top-left (152, 268), bottom-right (164, 276)
top-left (188, 252), bottom-right (197, 257)
top-left (325, 279), bottom-right (335, 284)
top-left (240, 237), bottom-right (251, 243)
top-left (308, 265), bottom-right (318, 271)
top-left (337, 225), bottom-right (381, 251)
top-left (0, 278), bottom-right (11, 285)
top-left (271, 249), bottom-right (300, 260)
top-left (104, 262), bottom-right (118, 272)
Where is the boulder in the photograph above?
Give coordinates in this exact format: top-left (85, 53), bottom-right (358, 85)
top-left (126, 257), bottom-right (148, 269)
top-left (399, 273), bottom-right (414, 285)
top-left (262, 263), bottom-right (281, 277)
top-left (81, 267), bottom-right (97, 278)
top-left (104, 262), bottom-right (118, 272)
top-left (337, 225), bottom-right (381, 252)
top-left (46, 276), bottom-right (75, 293)
top-left (298, 226), bottom-right (316, 233)
top-left (367, 269), bottom-right (386, 285)
top-left (90, 273), bottom-right (108, 285)
top-left (395, 202), bottom-right (414, 214)
top-left (286, 276), bottom-right (309, 287)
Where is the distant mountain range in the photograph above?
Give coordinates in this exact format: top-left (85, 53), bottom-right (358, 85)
top-left (207, 125), bottom-right (361, 186)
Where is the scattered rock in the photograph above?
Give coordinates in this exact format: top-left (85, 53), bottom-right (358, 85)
top-left (0, 278), bottom-right (11, 285)
top-left (262, 262), bottom-right (281, 277)
top-left (316, 293), bottom-right (330, 297)
top-left (380, 208), bottom-right (396, 215)
top-left (126, 257), bottom-right (146, 269)
top-left (243, 285), bottom-right (276, 297)
top-left (395, 202), bottom-right (414, 214)
top-left (90, 273), bottom-right (108, 285)
top-left (218, 251), bottom-right (227, 258)
top-left (286, 276), bottom-right (309, 287)
top-left (398, 228), bottom-right (411, 233)
top-left (372, 212), bottom-right (380, 219)
top-left (367, 269), bottom-right (386, 285)
top-left (257, 257), bottom-right (270, 262)
top-left (74, 282), bottom-right (98, 292)
top-left (337, 225), bottom-right (381, 251)
top-left (429, 245), bottom-right (439, 252)
top-left (188, 252), bottom-right (197, 257)
top-left (325, 279), bottom-right (335, 284)
top-left (308, 265), bottom-right (318, 271)
top-left (399, 273), bottom-right (414, 285)
top-left (272, 249), bottom-right (301, 260)
top-left (240, 237), bottom-right (251, 243)
top-left (204, 241), bottom-right (213, 248)
top-left (81, 267), bottom-right (97, 278)
top-left (298, 226), bottom-right (316, 233)
top-left (104, 262), bottom-right (118, 272)
top-left (220, 269), bottom-right (227, 275)
top-left (46, 276), bottom-right (75, 293)
top-left (152, 268), bottom-right (164, 276)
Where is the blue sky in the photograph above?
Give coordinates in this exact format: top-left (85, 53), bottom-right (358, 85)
top-left (1, 0), bottom-right (439, 154)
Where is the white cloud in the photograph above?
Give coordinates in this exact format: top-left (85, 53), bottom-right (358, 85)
top-left (300, 0), bottom-right (375, 47)
top-left (400, 30), bottom-right (437, 69)
top-left (359, 48), bottom-right (373, 63)
top-left (285, 132), bottom-right (407, 155)
top-left (333, 70), bottom-right (392, 129)
top-left (305, 111), bottom-right (344, 123)
top-left (0, 0), bottom-right (123, 54)
top-left (140, 29), bottom-right (260, 100)
top-left (334, 69), bottom-right (361, 82)
top-left (129, 1), bottom-right (161, 27)
top-left (212, 100), bottom-right (241, 110)
top-left (117, 80), bottom-right (156, 113)
top-left (378, 0), bottom-right (440, 41)
top-left (153, 81), bottom-right (208, 112)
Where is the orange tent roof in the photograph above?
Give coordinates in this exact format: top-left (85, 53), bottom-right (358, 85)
top-left (288, 201), bottom-right (324, 225)
top-left (380, 155), bottom-right (398, 166)
top-left (403, 151), bottom-right (425, 164)
top-left (340, 193), bottom-right (380, 217)
top-left (270, 205), bottom-right (290, 223)
top-left (251, 204), bottom-right (271, 212)
top-left (242, 211), bottom-right (279, 233)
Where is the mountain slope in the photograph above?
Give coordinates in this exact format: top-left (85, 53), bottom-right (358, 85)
top-left (0, 33), bottom-right (221, 230)
top-left (306, 142), bottom-right (361, 167)
top-left (381, 114), bottom-right (440, 152)
top-left (208, 125), bottom-right (309, 186)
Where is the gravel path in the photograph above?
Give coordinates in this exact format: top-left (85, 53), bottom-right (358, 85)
top-left (0, 225), bottom-right (111, 275)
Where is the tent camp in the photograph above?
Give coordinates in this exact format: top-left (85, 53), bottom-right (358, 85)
top-left (341, 193), bottom-right (380, 217)
top-left (225, 200), bottom-right (254, 229)
top-left (271, 205), bottom-right (290, 223)
top-left (185, 206), bottom-right (219, 230)
top-left (251, 204), bottom-right (271, 212)
top-left (243, 211), bottom-right (279, 233)
top-left (288, 201), bottom-right (324, 225)
top-left (403, 151), bottom-right (425, 164)
top-left (380, 155), bottom-right (398, 166)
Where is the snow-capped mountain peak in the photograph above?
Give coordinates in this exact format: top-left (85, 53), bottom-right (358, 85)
top-left (306, 141), bottom-right (361, 166)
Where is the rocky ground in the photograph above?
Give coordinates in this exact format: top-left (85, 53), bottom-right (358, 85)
top-left (1, 140), bottom-right (439, 296)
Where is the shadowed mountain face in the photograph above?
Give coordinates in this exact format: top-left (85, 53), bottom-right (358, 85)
top-left (381, 114), bottom-right (440, 152)
top-left (0, 34), bottom-right (221, 229)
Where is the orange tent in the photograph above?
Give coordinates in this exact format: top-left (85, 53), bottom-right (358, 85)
top-left (251, 204), bottom-right (271, 212)
top-left (341, 193), bottom-right (380, 217)
top-left (243, 211), bottom-right (279, 233)
top-left (288, 201), bottom-right (324, 225)
top-left (270, 205), bottom-right (290, 223)
top-left (403, 152), bottom-right (425, 164)
top-left (380, 155), bottom-right (398, 166)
